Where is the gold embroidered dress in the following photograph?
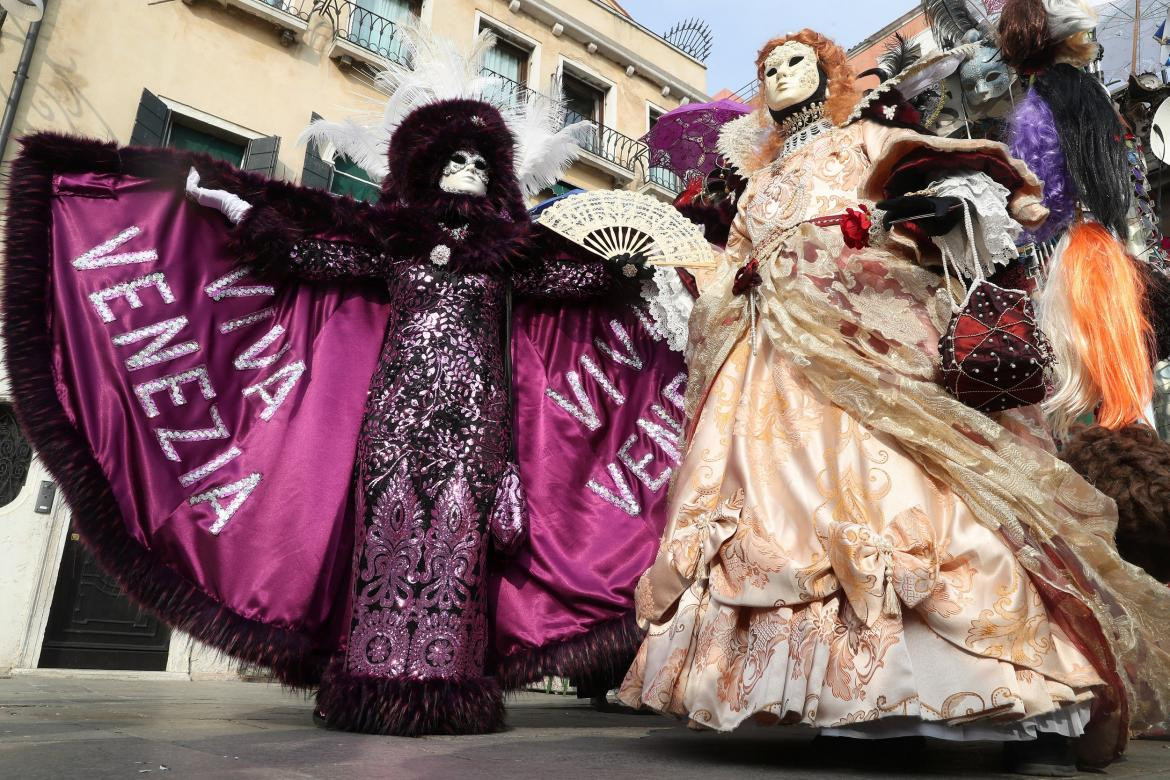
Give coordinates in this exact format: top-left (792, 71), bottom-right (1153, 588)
top-left (618, 113), bottom-right (1170, 758)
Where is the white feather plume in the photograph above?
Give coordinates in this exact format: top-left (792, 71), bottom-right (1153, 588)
top-left (300, 24), bottom-right (585, 196)
top-left (503, 74), bottom-right (590, 197)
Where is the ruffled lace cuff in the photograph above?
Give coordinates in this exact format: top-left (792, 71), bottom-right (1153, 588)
top-left (928, 171), bottom-right (1023, 279)
top-left (640, 267), bottom-right (694, 353)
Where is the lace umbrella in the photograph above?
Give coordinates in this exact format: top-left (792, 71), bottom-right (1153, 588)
top-left (643, 99), bottom-right (752, 185)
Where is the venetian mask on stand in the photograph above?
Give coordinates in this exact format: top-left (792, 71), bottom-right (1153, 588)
top-left (439, 149), bottom-right (489, 196)
top-left (958, 32), bottom-right (1014, 109)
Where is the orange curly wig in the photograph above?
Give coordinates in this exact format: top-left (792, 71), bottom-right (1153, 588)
top-left (754, 29), bottom-right (860, 127)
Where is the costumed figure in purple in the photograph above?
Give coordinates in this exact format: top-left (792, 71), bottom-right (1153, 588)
top-left (2, 28), bottom-right (686, 737)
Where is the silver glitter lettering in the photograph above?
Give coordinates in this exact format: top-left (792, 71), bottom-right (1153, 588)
top-left (546, 355), bottom-right (625, 431)
top-left (156, 404), bottom-right (229, 461)
top-left (243, 360), bottom-right (305, 421)
top-left (594, 320), bottom-right (643, 370)
top-left (618, 432), bottom-right (672, 492)
top-left (579, 355), bottom-right (624, 405)
top-left (546, 372), bottom-right (601, 431)
top-left (179, 446), bottom-right (242, 488)
top-left (90, 272), bottom-right (175, 323)
top-left (663, 372), bottom-right (687, 411)
top-left (233, 324), bottom-right (290, 371)
top-left (219, 306), bottom-right (277, 334)
top-left (134, 365), bottom-right (216, 418)
top-left (113, 316), bottom-right (199, 372)
top-left (651, 403), bottom-right (684, 436)
top-left (204, 267), bottom-right (275, 302)
top-left (586, 462), bottom-right (641, 517)
top-left (631, 304), bottom-right (666, 342)
top-left (637, 417), bottom-right (682, 464)
top-left (72, 226), bottom-right (158, 271)
top-left (188, 472), bottom-right (261, 535)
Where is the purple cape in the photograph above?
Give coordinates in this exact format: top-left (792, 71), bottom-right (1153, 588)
top-left (3, 133), bottom-right (683, 687)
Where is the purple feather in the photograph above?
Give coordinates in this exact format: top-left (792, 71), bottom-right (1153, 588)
top-left (1009, 88), bottom-right (1078, 243)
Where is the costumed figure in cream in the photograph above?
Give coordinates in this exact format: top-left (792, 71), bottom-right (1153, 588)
top-left (619, 28), bottom-right (1170, 774)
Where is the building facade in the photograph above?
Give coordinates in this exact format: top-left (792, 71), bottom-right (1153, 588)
top-left (0, 0), bottom-right (707, 677)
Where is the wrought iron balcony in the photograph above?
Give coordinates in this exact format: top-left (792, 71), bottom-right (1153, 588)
top-left (564, 109), bottom-right (646, 177)
top-left (256, 0), bottom-right (313, 21)
top-left (480, 69), bottom-right (650, 180)
top-left (312, 0), bottom-right (410, 66)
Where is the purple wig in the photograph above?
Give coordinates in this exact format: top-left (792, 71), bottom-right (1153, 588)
top-left (1009, 88), bottom-right (1077, 243)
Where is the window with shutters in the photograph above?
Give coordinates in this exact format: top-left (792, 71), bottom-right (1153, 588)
top-left (477, 18), bottom-right (535, 108)
top-left (168, 122), bottom-right (246, 166)
top-left (129, 89), bottom-right (281, 179)
top-left (562, 72), bottom-right (606, 157)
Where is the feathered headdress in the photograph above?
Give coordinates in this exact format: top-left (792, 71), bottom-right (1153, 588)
top-left (299, 24), bottom-right (590, 198)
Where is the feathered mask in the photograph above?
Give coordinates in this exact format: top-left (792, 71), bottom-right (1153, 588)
top-left (299, 24), bottom-right (591, 199)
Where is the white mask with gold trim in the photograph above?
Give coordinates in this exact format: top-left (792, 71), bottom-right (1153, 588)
top-left (762, 41), bottom-right (820, 113)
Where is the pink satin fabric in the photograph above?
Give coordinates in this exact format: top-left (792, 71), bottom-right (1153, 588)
top-left (49, 172), bottom-right (391, 638)
top-left (490, 298), bottom-right (686, 657)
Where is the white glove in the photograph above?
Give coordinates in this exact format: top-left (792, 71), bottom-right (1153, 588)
top-left (186, 167), bottom-right (253, 225)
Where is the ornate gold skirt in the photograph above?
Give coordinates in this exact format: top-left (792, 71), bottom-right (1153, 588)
top-left (618, 336), bottom-right (1101, 732)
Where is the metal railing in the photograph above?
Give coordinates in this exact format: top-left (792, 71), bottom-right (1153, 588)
top-left (258, 0), bottom-right (314, 21)
top-left (731, 78), bottom-right (758, 103)
top-left (646, 165), bottom-right (684, 193)
top-left (312, 0), bottom-right (410, 66)
top-left (480, 69), bottom-right (652, 179)
top-left (564, 109), bottom-right (646, 174)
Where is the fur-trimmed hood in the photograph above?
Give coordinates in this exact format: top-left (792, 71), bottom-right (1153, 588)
top-left (383, 99), bottom-right (528, 224)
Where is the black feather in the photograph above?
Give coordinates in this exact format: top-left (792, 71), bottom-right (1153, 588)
top-left (876, 33), bottom-right (923, 81)
top-left (922, 0), bottom-right (984, 49)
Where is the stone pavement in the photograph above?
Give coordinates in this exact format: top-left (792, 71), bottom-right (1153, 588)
top-left (2, 675), bottom-right (1169, 780)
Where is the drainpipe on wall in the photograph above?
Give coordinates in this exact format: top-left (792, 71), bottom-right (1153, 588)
top-left (0, 8), bottom-right (43, 162)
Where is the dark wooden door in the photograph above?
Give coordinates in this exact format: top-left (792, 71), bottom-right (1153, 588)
top-left (39, 534), bottom-right (171, 670)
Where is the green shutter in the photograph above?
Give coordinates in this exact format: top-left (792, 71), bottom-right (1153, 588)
top-left (129, 89), bottom-right (171, 147)
top-left (301, 112), bottom-right (334, 191)
top-left (242, 134), bottom-right (281, 178)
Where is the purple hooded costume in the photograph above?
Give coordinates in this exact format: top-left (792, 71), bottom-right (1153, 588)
top-left (2, 98), bottom-right (685, 739)
top-left (232, 99), bottom-right (618, 734)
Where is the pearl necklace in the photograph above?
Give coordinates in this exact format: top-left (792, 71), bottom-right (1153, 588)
top-left (777, 102), bottom-right (833, 159)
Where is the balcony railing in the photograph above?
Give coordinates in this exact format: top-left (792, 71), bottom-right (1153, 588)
top-left (480, 69), bottom-right (653, 181)
top-left (563, 110), bottom-right (646, 175)
top-left (312, 0), bottom-right (411, 66)
top-left (731, 78), bottom-right (758, 103)
top-left (258, 0), bottom-right (314, 20)
top-left (646, 166), bottom-right (684, 193)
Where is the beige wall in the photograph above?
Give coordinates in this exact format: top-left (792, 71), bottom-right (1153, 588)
top-left (0, 0), bottom-right (707, 193)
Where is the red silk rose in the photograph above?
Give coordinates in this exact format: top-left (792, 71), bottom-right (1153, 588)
top-left (841, 205), bottom-right (872, 249)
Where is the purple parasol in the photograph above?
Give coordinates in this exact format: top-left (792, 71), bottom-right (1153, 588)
top-left (643, 98), bottom-right (752, 184)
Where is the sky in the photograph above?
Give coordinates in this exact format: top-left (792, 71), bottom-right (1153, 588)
top-left (617, 0), bottom-right (920, 94)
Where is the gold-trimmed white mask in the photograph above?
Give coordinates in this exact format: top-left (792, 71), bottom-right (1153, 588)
top-left (762, 41), bottom-right (820, 113)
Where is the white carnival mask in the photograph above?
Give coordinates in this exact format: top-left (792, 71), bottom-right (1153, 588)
top-left (762, 41), bottom-right (820, 113)
top-left (439, 149), bottom-right (489, 196)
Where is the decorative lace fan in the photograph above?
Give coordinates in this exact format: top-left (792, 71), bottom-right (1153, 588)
top-left (537, 190), bottom-right (716, 268)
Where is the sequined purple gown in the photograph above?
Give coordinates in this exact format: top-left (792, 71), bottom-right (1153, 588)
top-left (281, 237), bottom-right (611, 734)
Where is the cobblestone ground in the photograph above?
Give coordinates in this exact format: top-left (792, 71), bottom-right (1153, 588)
top-left (2, 675), bottom-right (1169, 779)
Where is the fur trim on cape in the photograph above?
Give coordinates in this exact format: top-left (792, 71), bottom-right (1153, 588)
top-left (2, 132), bottom-right (344, 687)
top-left (493, 612), bottom-right (644, 691)
top-left (315, 657), bottom-right (505, 735)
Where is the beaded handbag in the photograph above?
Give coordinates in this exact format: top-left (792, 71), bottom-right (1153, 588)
top-left (937, 206), bottom-right (1051, 413)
